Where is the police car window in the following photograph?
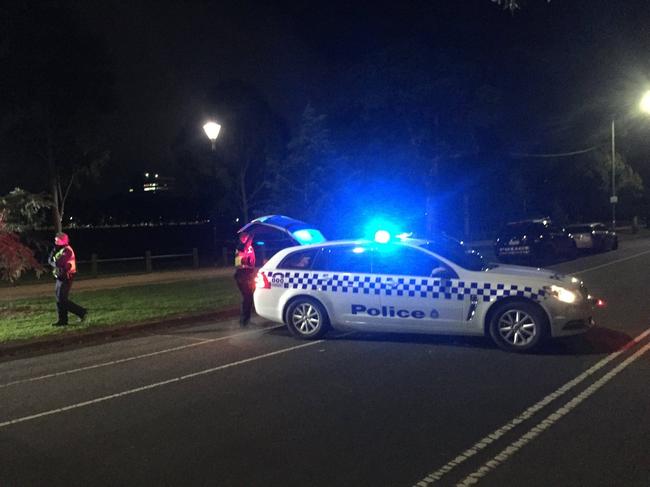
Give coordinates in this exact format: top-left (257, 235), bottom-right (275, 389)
top-left (278, 249), bottom-right (317, 270)
top-left (312, 246), bottom-right (371, 273)
top-left (372, 245), bottom-right (451, 277)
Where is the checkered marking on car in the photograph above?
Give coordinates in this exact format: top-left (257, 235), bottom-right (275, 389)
top-left (269, 272), bottom-right (547, 302)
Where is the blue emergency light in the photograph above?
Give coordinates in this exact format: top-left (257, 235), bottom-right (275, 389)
top-left (292, 228), bottom-right (326, 245)
top-left (374, 230), bottom-right (391, 243)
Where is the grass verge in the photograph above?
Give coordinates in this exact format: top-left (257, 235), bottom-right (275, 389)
top-left (0, 277), bottom-right (240, 343)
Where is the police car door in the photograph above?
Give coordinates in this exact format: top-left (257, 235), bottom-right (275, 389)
top-left (311, 245), bottom-right (383, 327)
top-left (371, 244), bottom-right (464, 332)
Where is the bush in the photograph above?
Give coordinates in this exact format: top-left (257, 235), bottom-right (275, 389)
top-left (0, 211), bottom-right (43, 283)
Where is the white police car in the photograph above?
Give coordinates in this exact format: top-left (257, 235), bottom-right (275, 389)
top-left (253, 236), bottom-right (599, 352)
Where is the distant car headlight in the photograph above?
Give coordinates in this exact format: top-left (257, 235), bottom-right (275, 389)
top-left (551, 285), bottom-right (578, 304)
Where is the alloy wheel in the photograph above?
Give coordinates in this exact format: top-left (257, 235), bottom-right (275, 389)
top-left (291, 303), bottom-right (321, 335)
top-left (497, 309), bottom-right (537, 347)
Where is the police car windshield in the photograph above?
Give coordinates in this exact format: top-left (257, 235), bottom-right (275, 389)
top-left (419, 239), bottom-right (487, 271)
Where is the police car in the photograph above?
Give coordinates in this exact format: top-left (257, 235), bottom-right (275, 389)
top-left (253, 234), bottom-right (600, 352)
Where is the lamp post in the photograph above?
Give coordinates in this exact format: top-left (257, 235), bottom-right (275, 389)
top-left (203, 121), bottom-right (221, 151)
top-left (610, 119), bottom-right (617, 230)
top-left (203, 120), bottom-right (222, 264)
top-left (610, 91), bottom-right (650, 230)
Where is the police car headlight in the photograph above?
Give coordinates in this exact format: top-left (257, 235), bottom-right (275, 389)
top-left (550, 285), bottom-right (578, 304)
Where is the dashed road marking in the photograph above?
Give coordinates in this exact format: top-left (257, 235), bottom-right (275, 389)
top-left (413, 326), bottom-right (650, 486)
top-left (0, 325), bottom-right (284, 389)
top-left (457, 341), bottom-right (650, 486)
top-left (0, 338), bottom-right (324, 429)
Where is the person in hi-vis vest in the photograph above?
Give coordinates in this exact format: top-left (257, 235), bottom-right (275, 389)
top-left (48, 232), bottom-right (87, 326)
top-left (234, 232), bottom-right (256, 326)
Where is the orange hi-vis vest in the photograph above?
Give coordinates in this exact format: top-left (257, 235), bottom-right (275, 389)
top-left (53, 245), bottom-right (77, 279)
top-left (234, 241), bottom-right (255, 268)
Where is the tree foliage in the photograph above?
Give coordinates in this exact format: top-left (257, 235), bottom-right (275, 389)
top-left (490, 0), bottom-right (551, 12)
top-left (0, 211), bottom-right (43, 283)
top-left (0, 187), bottom-right (51, 232)
top-left (266, 104), bottom-right (339, 222)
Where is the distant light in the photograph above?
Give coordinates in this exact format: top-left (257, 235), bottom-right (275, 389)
top-left (352, 247), bottom-right (366, 254)
top-left (144, 172), bottom-right (149, 178)
top-left (155, 173), bottom-right (159, 178)
top-left (129, 188), bottom-right (134, 193)
top-left (374, 230), bottom-right (391, 244)
top-left (235, 218), bottom-right (240, 222)
top-left (203, 121), bottom-right (222, 141)
top-left (640, 90), bottom-right (650, 114)
top-left (396, 232), bottom-right (412, 240)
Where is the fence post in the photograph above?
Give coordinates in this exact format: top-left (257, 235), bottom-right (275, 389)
top-left (145, 250), bottom-right (152, 272)
top-left (91, 253), bottom-right (98, 278)
top-left (192, 248), bottom-right (199, 268)
top-left (222, 247), bottom-right (229, 267)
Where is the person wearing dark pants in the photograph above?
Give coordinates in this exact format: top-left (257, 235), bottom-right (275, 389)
top-left (55, 278), bottom-right (86, 325)
top-left (234, 232), bottom-right (256, 326)
top-left (234, 267), bottom-right (256, 326)
top-left (49, 232), bottom-right (87, 326)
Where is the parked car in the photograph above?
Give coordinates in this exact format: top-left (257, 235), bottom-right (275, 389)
top-left (566, 223), bottom-right (618, 252)
top-left (495, 218), bottom-right (577, 265)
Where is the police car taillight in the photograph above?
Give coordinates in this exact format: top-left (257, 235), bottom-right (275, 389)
top-left (255, 271), bottom-right (271, 289)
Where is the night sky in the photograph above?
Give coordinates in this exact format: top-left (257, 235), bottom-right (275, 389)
top-left (2, 0), bottom-right (650, 235)
top-left (68, 0), bottom-right (650, 177)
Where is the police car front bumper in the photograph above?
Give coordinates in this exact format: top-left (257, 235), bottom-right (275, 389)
top-left (547, 297), bottom-right (596, 338)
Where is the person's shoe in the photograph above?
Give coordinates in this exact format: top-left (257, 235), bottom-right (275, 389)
top-left (78, 310), bottom-right (88, 323)
top-left (51, 322), bottom-right (68, 327)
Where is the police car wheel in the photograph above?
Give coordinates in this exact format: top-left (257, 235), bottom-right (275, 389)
top-left (286, 297), bottom-right (329, 339)
top-left (489, 302), bottom-right (547, 352)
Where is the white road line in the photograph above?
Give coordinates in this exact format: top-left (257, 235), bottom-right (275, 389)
top-left (413, 326), bottom-right (650, 486)
top-left (575, 249), bottom-right (650, 275)
top-left (151, 333), bottom-right (212, 342)
top-left (457, 341), bottom-right (650, 486)
top-left (0, 339), bottom-right (324, 429)
top-left (0, 325), bottom-right (284, 389)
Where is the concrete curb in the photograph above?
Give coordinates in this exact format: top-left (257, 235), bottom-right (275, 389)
top-left (0, 306), bottom-right (240, 360)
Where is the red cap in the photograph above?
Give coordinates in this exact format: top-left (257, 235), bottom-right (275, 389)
top-left (54, 233), bottom-right (69, 246)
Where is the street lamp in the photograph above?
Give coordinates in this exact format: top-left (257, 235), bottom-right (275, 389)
top-left (203, 121), bottom-right (221, 150)
top-left (610, 90), bottom-right (650, 230)
top-left (640, 91), bottom-right (650, 114)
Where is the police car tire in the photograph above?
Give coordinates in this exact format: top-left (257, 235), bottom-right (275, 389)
top-left (488, 301), bottom-right (548, 352)
top-left (285, 297), bottom-right (330, 340)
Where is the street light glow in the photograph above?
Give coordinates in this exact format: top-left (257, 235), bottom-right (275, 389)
top-left (640, 91), bottom-right (650, 114)
top-left (203, 121), bottom-right (222, 141)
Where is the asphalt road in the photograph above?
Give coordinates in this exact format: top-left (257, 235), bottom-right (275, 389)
top-left (1, 238), bottom-right (649, 487)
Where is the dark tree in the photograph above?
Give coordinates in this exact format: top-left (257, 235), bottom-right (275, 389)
top-left (204, 80), bottom-right (286, 222)
top-left (0, 3), bottom-right (115, 232)
top-left (266, 104), bottom-right (340, 222)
